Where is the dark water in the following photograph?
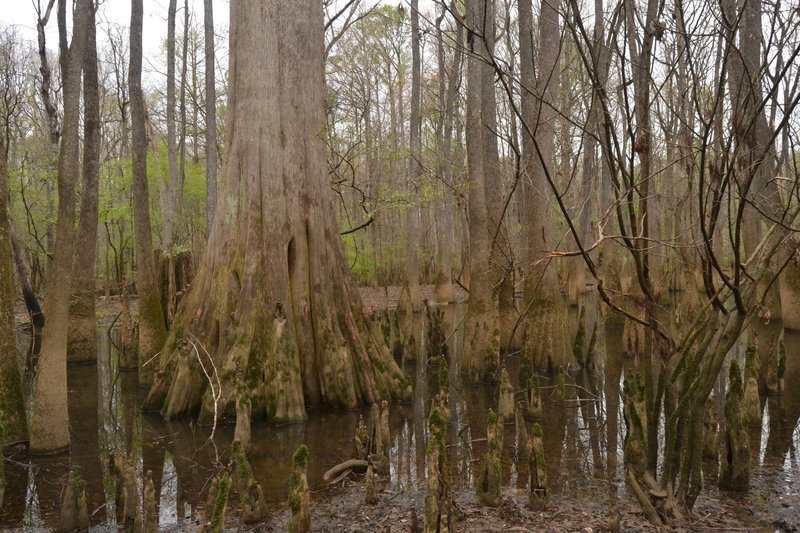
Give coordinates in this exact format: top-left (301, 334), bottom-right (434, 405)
top-left (4, 298), bottom-right (799, 530)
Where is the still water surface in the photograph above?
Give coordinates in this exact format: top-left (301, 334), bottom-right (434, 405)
top-left (4, 299), bottom-right (799, 530)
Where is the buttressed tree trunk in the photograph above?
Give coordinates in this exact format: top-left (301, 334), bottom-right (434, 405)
top-left (130, 0), bottom-right (167, 385)
top-left (31, 0), bottom-right (91, 453)
top-left (519, 0), bottom-right (571, 370)
top-left (0, 133), bottom-right (28, 446)
top-left (68, 1), bottom-right (100, 361)
top-left (144, 0), bottom-right (410, 423)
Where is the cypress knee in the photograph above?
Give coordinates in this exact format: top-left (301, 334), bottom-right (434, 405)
top-left (288, 445), bottom-right (310, 533)
top-left (528, 423), bottom-right (548, 510)
top-left (476, 409), bottom-right (502, 507)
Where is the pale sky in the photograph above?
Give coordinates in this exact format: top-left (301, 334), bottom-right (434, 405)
top-left (1, 0), bottom-right (230, 62)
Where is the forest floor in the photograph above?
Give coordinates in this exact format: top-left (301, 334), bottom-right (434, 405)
top-left (162, 469), bottom-right (792, 532)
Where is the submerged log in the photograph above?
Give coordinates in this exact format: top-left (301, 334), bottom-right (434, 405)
top-left (498, 368), bottom-right (514, 422)
top-left (288, 445), bottom-right (310, 533)
top-left (476, 409), bottom-right (502, 507)
top-left (719, 361), bottom-right (750, 491)
top-left (528, 423), bottom-right (548, 511)
top-left (424, 405), bottom-right (450, 532)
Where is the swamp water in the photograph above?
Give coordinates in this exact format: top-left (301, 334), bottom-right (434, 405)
top-left (4, 297), bottom-right (799, 531)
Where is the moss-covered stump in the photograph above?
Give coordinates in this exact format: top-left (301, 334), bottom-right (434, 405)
top-left (436, 360), bottom-right (451, 420)
top-left (59, 469), bottom-right (89, 532)
top-left (143, 470), bottom-right (157, 533)
top-left (743, 339), bottom-right (761, 425)
top-left (201, 471), bottom-right (231, 533)
top-left (425, 405), bottom-right (451, 532)
top-left (288, 445), bottom-right (310, 533)
top-left (719, 361), bottom-right (750, 491)
top-left (498, 368), bottom-right (514, 422)
top-left (528, 423), bottom-right (548, 511)
top-left (523, 293), bottom-right (571, 370)
top-left (702, 394), bottom-right (718, 460)
top-left (476, 409), bottom-right (502, 507)
top-left (231, 440), bottom-right (267, 523)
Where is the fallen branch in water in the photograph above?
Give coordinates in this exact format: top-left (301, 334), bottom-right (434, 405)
top-left (323, 459), bottom-right (368, 483)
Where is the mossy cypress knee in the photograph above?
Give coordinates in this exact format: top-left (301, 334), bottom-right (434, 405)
top-left (528, 422), bottom-right (548, 510)
top-left (476, 409), bottom-right (502, 507)
top-left (288, 444), bottom-right (310, 533)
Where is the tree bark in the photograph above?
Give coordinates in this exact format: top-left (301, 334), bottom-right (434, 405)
top-left (30, 0), bottom-right (91, 454)
top-left (432, 4), bottom-right (462, 304)
top-left (0, 131), bottom-right (27, 446)
top-left (204, 0), bottom-right (218, 231)
top-left (130, 0), bottom-right (167, 385)
top-left (144, 0), bottom-right (409, 423)
top-left (164, 0), bottom-right (179, 252)
top-left (519, 0), bottom-right (571, 369)
top-left (462, 0), bottom-right (500, 382)
top-left (399, 0), bottom-right (422, 312)
top-left (67, 0), bottom-right (100, 361)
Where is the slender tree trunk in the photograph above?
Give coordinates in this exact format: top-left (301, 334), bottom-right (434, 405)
top-left (68, 1), bottom-right (100, 361)
top-left (399, 0), bottom-right (422, 312)
top-left (433, 5), bottom-right (462, 304)
top-left (130, 0), bottom-right (168, 385)
top-left (164, 0), bottom-right (179, 252)
top-left (204, 0), bottom-right (218, 231)
top-left (519, 0), bottom-right (571, 369)
top-left (144, 0), bottom-right (409, 423)
top-left (30, 0), bottom-right (91, 454)
top-left (462, 0), bottom-right (500, 382)
top-left (0, 131), bottom-right (28, 446)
